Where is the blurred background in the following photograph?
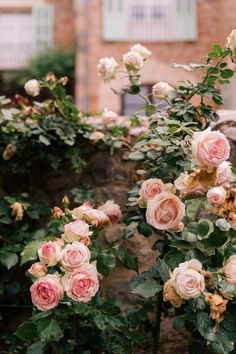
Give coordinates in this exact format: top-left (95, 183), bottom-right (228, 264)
top-left (0, 0), bottom-right (236, 114)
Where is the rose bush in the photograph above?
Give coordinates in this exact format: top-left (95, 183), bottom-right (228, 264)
top-left (100, 32), bottom-right (236, 354)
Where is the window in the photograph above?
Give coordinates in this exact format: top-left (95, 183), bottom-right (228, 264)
top-left (0, 5), bottom-right (54, 70)
top-left (103, 0), bottom-right (197, 42)
top-left (122, 84), bottom-right (168, 115)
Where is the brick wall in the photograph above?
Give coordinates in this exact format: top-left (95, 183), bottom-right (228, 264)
top-left (75, 0), bottom-right (236, 113)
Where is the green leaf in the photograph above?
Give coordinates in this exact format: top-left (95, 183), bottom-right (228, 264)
top-left (38, 318), bottom-right (63, 343)
top-left (119, 247), bottom-right (138, 272)
top-left (155, 258), bottom-right (170, 282)
top-left (138, 221), bottom-right (152, 237)
top-left (97, 252), bottom-right (116, 277)
top-left (128, 151), bottom-right (144, 161)
top-left (170, 240), bottom-right (192, 250)
top-left (210, 332), bottom-right (234, 354)
top-left (196, 311), bottom-right (215, 341)
top-left (39, 135), bottom-right (51, 146)
top-left (173, 316), bottom-right (186, 330)
top-left (197, 219), bottom-right (214, 239)
top-left (164, 250), bottom-right (185, 270)
top-left (221, 69), bottom-right (234, 79)
top-left (21, 240), bottom-right (44, 265)
top-left (15, 322), bottom-right (37, 342)
top-left (146, 104), bottom-right (156, 117)
top-left (130, 278), bottom-right (162, 299)
top-left (0, 253), bottom-right (18, 269)
top-left (26, 342), bottom-right (44, 354)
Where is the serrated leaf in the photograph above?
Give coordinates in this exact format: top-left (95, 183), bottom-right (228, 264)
top-left (131, 278), bottom-right (162, 299)
top-left (38, 318), bottom-right (63, 343)
top-left (97, 252), bottom-right (116, 277)
top-left (155, 258), bottom-right (170, 282)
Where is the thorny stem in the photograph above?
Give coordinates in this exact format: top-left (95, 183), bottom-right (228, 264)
top-left (152, 292), bottom-right (163, 354)
top-left (138, 92), bottom-right (152, 105)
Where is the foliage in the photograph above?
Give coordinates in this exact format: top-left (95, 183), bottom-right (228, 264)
top-left (14, 200), bottom-right (149, 354)
top-left (0, 75), bottom-right (90, 175)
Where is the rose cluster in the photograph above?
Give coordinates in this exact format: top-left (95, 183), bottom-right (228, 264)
top-left (163, 254), bottom-right (236, 324)
top-left (139, 178), bottom-right (185, 231)
top-left (28, 200), bottom-right (122, 311)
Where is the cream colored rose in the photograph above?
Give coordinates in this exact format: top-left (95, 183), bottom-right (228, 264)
top-left (61, 241), bottom-right (91, 272)
top-left (224, 255), bottom-right (236, 284)
top-left (122, 51), bottom-right (143, 71)
top-left (207, 186), bottom-right (226, 206)
top-left (89, 131), bottom-right (105, 143)
top-left (102, 108), bottom-right (118, 128)
top-left (172, 259), bottom-right (205, 300)
top-left (97, 57), bottom-right (118, 82)
top-left (152, 82), bottom-right (173, 99)
top-left (139, 178), bottom-right (165, 202)
top-left (62, 220), bottom-right (92, 243)
top-left (226, 29), bottom-right (236, 63)
top-left (24, 79), bottom-right (40, 97)
top-left (146, 192), bottom-right (185, 231)
top-left (131, 44), bottom-right (151, 60)
top-left (216, 161), bottom-right (232, 186)
top-left (72, 204), bottom-right (111, 228)
top-left (38, 241), bottom-right (61, 266)
top-left (28, 262), bottom-right (47, 278)
top-left (192, 128), bottom-right (230, 171)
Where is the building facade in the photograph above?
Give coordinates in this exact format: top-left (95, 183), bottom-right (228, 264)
top-left (74, 0), bottom-right (236, 114)
top-left (0, 0), bottom-right (74, 70)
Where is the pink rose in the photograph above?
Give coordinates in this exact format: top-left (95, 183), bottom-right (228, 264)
top-left (98, 200), bottom-right (122, 224)
top-left (102, 108), bottom-right (118, 128)
top-left (146, 192), bottom-right (185, 231)
top-left (97, 57), bottom-right (118, 83)
top-left (63, 220), bottom-right (92, 243)
top-left (30, 274), bottom-right (64, 311)
top-left (63, 264), bottom-right (99, 302)
top-left (172, 259), bottom-right (205, 299)
top-left (216, 161), bottom-right (232, 186)
top-left (61, 242), bottom-right (91, 272)
top-left (38, 241), bottom-right (61, 266)
top-left (174, 173), bottom-right (207, 198)
top-left (207, 187), bottom-right (226, 205)
top-left (192, 128), bottom-right (230, 171)
top-left (52, 206), bottom-right (64, 219)
top-left (28, 262), bottom-right (47, 278)
top-left (140, 178), bottom-right (165, 201)
top-left (72, 204), bottom-right (110, 228)
top-left (224, 255), bottom-right (236, 284)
